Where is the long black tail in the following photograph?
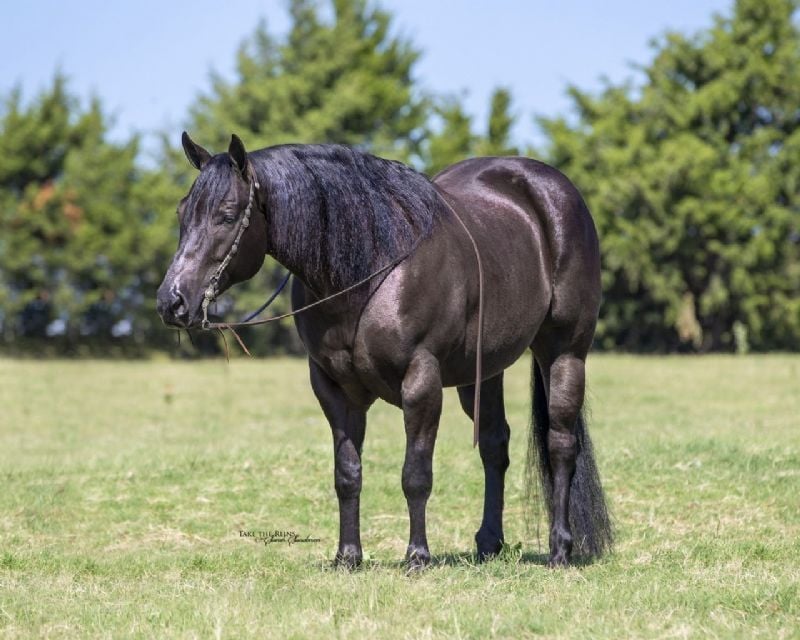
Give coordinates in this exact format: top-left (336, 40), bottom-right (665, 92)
top-left (526, 358), bottom-right (613, 558)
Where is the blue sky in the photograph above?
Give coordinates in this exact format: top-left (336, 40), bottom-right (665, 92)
top-left (2, 0), bottom-right (731, 157)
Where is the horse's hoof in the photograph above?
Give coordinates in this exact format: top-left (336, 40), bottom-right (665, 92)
top-left (547, 551), bottom-right (570, 568)
top-left (476, 547), bottom-right (502, 562)
top-left (334, 545), bottom-right (362, 569)
top-left (404, 545), bottom-right (431, 572)
top-left (405, 557), bottom-right (429, 573)
top-left (475, 529), bottom-right (503, 562)
top-left (548, 529), bottom-right (572, 568)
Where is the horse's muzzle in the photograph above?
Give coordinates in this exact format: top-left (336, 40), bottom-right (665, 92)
top-left (156, 283), bottom-right (193, 328)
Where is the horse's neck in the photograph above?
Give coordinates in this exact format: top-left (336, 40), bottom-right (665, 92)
top-left (264, 232), bottom-right (328, 297)
top-left (254, 165), bottom-right (331, 297)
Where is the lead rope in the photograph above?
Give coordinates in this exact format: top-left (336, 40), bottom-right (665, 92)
top-left (201, 176), bottom-right (486, 448)
top-left (203, 248), bottom-right (416, 329)
top-left (435, 188), bottom-right (485, 448)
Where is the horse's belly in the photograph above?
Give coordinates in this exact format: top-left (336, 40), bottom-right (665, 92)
top-left (355, 212), bottom-right (550, 394)
top-left (438, 294), bottom-right (545, 388)
top-left (439, 229), bottom-right (550, 386)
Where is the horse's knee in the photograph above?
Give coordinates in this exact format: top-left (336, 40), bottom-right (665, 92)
top-left (334, 447), bottom-right (361, 500)
top-left (402, 460), bottom-right (432, 500)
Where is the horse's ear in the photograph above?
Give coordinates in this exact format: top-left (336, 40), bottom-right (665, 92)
top-left (182, 131), bottom-right (211, 170)
top-left (228, 134), bottom-right (249, 177)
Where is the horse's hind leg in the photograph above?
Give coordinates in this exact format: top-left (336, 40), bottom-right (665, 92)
top-left (457, 373), bottom-right (510, 560)
top-left (309, 360), bottom-right (369, 569)
top-left (540, 352), bottom-right (585, 566)
top-left (400, 351), bottom-right (443, 570)
top-left (530, 321), bottom-right (613, 567)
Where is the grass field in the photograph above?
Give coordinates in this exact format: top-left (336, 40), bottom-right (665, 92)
top-left (0, 354), bottom-right (798, 638)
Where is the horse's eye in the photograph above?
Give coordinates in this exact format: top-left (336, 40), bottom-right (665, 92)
top-left (222, 213), bottom-right (237, 224)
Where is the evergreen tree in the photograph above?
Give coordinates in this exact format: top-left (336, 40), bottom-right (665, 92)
top-left (8, 0), bottom-right (795, 356)
top-left (540, 0), bottom-right (800, 351)
top-left (476, 88), bottom-right (519, 157)
top-left (422, 87), bottom-right (519, 175)
top-left (0, 75), bottom-right (179, 353)
top-left (190, 0), bottom-right (426, 160)
top-left (423, 98), bottom-right (475, 176)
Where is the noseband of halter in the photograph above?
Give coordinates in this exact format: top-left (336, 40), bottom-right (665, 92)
top-left (201, 170), bottom-right (259, 329)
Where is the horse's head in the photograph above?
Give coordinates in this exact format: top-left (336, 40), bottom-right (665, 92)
top-left (156, 133), bottom-right (267, 328)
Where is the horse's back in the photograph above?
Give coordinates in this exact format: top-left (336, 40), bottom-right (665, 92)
top-left (433, 156), bottom-right (601, 330)
top-left (433, 156), bottom-right (599, 271)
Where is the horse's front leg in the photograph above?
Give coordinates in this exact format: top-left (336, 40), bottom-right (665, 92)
top-left (400, 351), bottom-right (443, 570)
top-left (309, 360), bottom-right (368, 569)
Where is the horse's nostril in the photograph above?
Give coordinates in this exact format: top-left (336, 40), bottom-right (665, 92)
top-left (171, 292), bottom-right (187, 319)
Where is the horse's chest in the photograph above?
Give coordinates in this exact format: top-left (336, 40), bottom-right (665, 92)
top-left (315, 348), bottom-right (378, 405)
top-left (296, 312), bottom-right (353, 374)
top-left (320, 348), bottom-right (355, 380)
top-left (304, 326), bottom-right (375, 400)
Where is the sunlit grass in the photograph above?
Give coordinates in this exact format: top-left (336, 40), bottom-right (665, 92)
top-left (0, 354), bottom-right (798, 638)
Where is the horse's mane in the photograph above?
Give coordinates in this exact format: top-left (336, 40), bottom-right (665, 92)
top-left (246, 144), bottom-right (446, 288)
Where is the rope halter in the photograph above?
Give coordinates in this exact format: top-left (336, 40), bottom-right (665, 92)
top-left (201, 173), bottom-right (259, 329)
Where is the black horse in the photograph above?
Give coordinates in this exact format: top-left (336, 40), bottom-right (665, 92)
top-left (157, 133), bottom-right (612, 569)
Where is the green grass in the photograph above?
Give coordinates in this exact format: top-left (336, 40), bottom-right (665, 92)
top-left (1, 354), bottom-right (798, 638)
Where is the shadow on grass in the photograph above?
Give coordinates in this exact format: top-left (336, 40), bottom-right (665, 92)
top-left (315, 549), bottom-right (599, 572)
top-left (313, 541), bottom-right (603, 573)
top-left (431, 550), bottom-right (597, 568)
top-left (431, 550), bottom-right (549, 567)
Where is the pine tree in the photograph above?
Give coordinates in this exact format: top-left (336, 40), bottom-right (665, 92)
top-left (422, 88), bottom-right (519, 175)
top-left (190, 0), bottom-right (426, 161)
top-left (423, 98), bottom-right (475, 177)
top-left (540, 0), bottom-right (800, 351)
top-left (476, 88), bottom-right (519, 157)
top-left (0, 75), bottom-right (179, 353)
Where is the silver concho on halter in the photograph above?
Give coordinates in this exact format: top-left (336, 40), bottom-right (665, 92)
top-left (201, 176), bottom-right (259, 328)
